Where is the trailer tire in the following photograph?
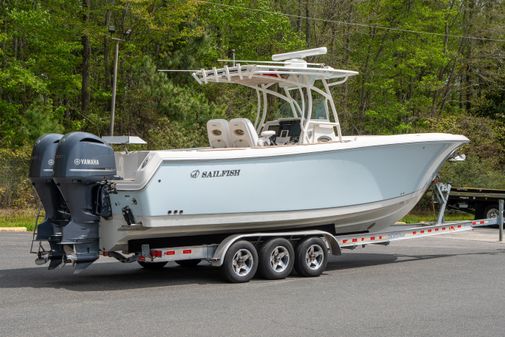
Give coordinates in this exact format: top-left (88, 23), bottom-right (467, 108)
top-left (294, 237), bottom-right (328, 277)
top-left (175, 259), bottom-right (201, 267)
top-left (138, 261), bottom-right (167, 270)
top-left (484, 204), bottom-right (500, 219)
top-left (221, 240), bottom-right (258, 283)
top-left (258, 238), bottom-right (294, 280)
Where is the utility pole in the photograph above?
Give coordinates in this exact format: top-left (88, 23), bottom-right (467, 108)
top-left (108, 26), bottom-right (131, 136)
top-left (110, 37), bottom-right (122, 137)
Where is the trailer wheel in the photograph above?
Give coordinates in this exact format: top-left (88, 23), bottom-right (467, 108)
top-left (294, 237), bottom-right (328, 277)
top-left (175, 259), bottom-right (201, 267)
top-left (258, 238), bottom-right (294, 280)
top-left (138, 261), bottom-right (167, 270)
top-left (221, 240), bottom-right (258, 283)
top-left (484, 204), bottom-right (500, 219)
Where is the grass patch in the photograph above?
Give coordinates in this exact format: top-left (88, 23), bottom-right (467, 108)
top-left (0, 208), bottom-right (41, 231)
top-left (400, 212), bottom-right (474, 224)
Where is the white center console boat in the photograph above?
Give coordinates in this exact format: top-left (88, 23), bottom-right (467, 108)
top-left (29, 47), bottom-right (468, 272)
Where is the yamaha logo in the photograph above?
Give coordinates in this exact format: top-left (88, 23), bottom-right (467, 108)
top-left (190, 170), bottom-right (200, 178)
top-left (74, 158), bottom-right (100, 166)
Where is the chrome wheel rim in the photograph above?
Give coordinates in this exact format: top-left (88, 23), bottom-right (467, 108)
top-left (305, 244), bottom-right (324, 270)
top-left (269, 246), bottom-right (290, 273)
top-left (487, 208), bottom-right (499, 219)
top-left (232, 249), bottom-right (253, 276)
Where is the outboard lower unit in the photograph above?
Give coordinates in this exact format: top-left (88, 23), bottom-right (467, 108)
top-left (53, 132), bottom-right (117, 272)
top-left (29, 134), bottom-right (70, 269)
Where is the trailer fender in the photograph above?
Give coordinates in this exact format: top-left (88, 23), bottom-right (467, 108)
top-left (210, 230), bottom-right (341, 267)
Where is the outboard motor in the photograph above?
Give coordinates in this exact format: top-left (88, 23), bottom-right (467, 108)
top-left (53, 132), bottom-right (117, 272)
top-left (29, 134), bottom-right (70, 269)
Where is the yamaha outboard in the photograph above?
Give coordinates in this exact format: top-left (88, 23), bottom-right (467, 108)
top-left (53, 132), bottom-right (117, 272)
top-left (29, 134), bottom-right (70, 269)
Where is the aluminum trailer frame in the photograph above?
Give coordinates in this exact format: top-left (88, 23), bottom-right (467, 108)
top-left (131, 218), bottom-right (499, 266)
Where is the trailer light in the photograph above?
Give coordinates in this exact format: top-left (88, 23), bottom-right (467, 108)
top-left (165, 250), bottom-right (175, 256)
top-left (151, 250), bottom-right (162, 258)
top-left (138, 255), bottom-right (145, 262)
top-left (182, 249), bottom-right (192, 254)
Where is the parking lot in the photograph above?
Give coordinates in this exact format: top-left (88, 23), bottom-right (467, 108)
top-left (0, 227), bottom-right (504, 337)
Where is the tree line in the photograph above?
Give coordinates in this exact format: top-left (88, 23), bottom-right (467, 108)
top-left (0, 0), bottom-right (504, 208)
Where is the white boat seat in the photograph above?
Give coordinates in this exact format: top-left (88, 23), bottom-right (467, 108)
top-left (229, 118), bottom-right (259, 147)
top-left (207, 119), bottom-right (231, 148)
top-left (310, 122), bottom-right (336, 143)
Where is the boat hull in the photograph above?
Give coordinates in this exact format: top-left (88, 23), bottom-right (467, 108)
top-left (100, 134), bottom-right (468, 252)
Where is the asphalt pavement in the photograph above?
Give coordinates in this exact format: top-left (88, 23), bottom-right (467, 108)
top-left (0, 227), bottom-right (504, 337)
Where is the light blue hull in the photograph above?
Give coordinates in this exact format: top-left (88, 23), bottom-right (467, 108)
top-left (100, 136), bottom-right (466, 251)
top-left (131, 143), bottom-right (445, 214)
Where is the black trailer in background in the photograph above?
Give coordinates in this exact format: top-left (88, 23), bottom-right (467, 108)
top-left (447, 187), bottom-right (505, 219)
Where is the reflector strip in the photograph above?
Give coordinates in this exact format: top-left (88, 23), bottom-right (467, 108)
top-left (151, 250), bottom-right (162, 258)
top-left (183, 249), bottom-right (192, 254)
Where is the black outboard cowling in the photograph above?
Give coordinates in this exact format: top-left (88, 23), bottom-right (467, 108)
top-left (29, 133), bottom-right (70, 269)
top-left (53, 132), bottom-right (117, 271)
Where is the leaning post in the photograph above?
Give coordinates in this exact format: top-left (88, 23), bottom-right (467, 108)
top-left (499, 199), bottom-right (504, 242)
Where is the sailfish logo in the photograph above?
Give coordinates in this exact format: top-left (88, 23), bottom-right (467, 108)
top-left (190, 170), bottom-right (200, 178)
